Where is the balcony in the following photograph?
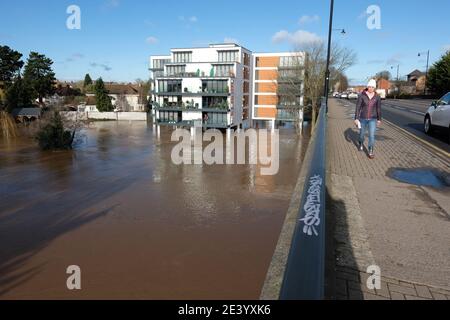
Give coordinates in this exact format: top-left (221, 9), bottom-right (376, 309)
top-left (154, 103), bottom-right (230, 113)
top-left (153, 102), bottom-right (200, 111)
top-left (203, 121), bottom-right (229, 128)
top-left (154, 89), bottom-right (230, 97)
top-left (201, 102), bottom-right (230, 112)
top-left (155, 71), bottom-right (235, 79)
top-left (156, 120), bottom-right (228, 128)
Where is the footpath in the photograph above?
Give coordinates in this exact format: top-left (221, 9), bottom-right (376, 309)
top-left (326, 98), bottom-right (450, 300)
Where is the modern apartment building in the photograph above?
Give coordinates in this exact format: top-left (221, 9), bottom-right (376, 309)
top-left (150, 43), bottom-right (252, 129)
top-left (149, 43), bottom-right (304, 129)
top-left (252, 52), bottom-right (305, 129)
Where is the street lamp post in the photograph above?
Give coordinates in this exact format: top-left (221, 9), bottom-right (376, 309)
top-left (390, 65), bottom-right (400, 99)
top-left (391, 64), bottom-right (399, 81)
top-left (418, 50), bottom-right (430, 95)
top-left (324, 0), bottom-right (335, 113)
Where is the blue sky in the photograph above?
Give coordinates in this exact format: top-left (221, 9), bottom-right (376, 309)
top-left (1, 0), bottom-right (449, 84)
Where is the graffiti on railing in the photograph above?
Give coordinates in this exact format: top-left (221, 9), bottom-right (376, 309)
top-left (300, 174), bottom-right (323, 236)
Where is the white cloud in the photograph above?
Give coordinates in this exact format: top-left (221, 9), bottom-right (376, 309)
top-left (298, 15), bottom-right (319, 25)
top-left (179, 16), bottom-right (198, 23)
top-left (146, 36), bottom-right (159, 45)
top-left (105, 0), bottom-right (119, 8)
top-left (272, 29), bottom-right (322, 46)
top-left (224, 37), bottom-right (238, 44)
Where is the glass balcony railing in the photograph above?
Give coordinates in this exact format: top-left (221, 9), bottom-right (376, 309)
top-left (156, 71), bottom-right (235, 78)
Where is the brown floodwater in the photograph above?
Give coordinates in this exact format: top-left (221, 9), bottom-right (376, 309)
top-left (0, 121), bottom-right (309, 299)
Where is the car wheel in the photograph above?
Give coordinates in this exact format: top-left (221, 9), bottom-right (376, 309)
top-left (424, 116), bottom-right (433, 134)
top-left (448, 125), bottom-right (450, 144)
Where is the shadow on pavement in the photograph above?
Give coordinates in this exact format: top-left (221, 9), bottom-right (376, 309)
top-left (325, 186), bottom-right (364, 300)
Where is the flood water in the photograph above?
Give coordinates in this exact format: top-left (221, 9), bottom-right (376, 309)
top-left (0, 121), bottom-right (309, 299)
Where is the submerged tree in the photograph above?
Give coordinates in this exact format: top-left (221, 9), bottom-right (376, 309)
top-left (36, 111), bottom-right (75, 150)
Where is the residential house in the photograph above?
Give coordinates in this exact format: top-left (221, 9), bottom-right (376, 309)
top-left (85, 83), bottom-right (147, 112)
top-left (11, 107), bottom-right (41, 122)
top-left (407, 69), bottom-right (426, 93)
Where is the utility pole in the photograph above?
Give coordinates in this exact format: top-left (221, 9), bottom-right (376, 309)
top-left (418, 50), bottom-right (430, 95)
top-left (324, 0), bottom-right (334, 113)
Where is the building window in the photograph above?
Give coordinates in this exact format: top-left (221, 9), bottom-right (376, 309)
top-left (214, 64), bottom-right (233, 77)
top-left (153, 70), bottom-right (164, 78)
top-left (243, 52), bottom-right (250, 66)
top-left (158, 95), bottom-right (182, 107)
top-left (159, 111), bottom-right (180, 122)
top-left (243, 82), bottom-right (250, 94)
top-left (205, 112), bottom-right (227, 125)
top-left (173, 52), bottom-right (192, 63)
top-left (202, 96), bottom-right (228, 109)
top-left (280, 56), bottom-right (301, 67)
top-left (153, 59), bottom-right (171, 69)
top-left (243, 67), bottom-right (249, 80)
top-left (158, 80), bottom-right (182, 93)
top-left (279, 69), bottom-right (299, 78)
top-left (201, 80), bottom-right (229, 93)
top-left (218, 50), bottom-right (238, 62)
top-left (166, 65), bottom-right (185, 76)
top-left (277, 109), bottom-right (298, 120)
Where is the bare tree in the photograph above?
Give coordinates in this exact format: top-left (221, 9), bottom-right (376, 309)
top-left (375, 70), bottom-right (392, 81)
top-left (332, 70), bottom-right (349, 92)
top-left (269, 52), bottom-right (306, 134)
top-left (293, 41), bottom-right (357, 128)
top-left (0, 109), bottom-right (17, 141)
top-left (115, 92), bottom-right (131, 111)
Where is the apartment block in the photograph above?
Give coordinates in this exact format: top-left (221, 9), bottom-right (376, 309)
top-left (252, 52), bottom-right (305, 129)
top-left (149, 44), bottom-right (304, 129)
top-left (150, 43), bottom-right (252, 129)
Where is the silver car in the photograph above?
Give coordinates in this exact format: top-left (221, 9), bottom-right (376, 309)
top-left (424, 92), bottom-right (450, 142)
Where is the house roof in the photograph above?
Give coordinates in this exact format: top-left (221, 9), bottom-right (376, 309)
top-left (11, 108), bottom-right (41, 117)
top-left (104, 84), bottom-right (140, 95)
top-left (407, 69), bottom-right (425, 77)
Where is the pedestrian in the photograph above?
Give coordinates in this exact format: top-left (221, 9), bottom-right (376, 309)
top-left (354, 79), bottom-right (382, 159)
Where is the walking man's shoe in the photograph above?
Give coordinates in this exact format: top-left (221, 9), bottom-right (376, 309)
top-left (368, 147), bottom-right (375, 159)
top-left (358, 142), bottom-right (363, 151)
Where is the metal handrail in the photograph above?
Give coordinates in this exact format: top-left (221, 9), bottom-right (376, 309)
top-left (279, 97), bottom-right (327, 300)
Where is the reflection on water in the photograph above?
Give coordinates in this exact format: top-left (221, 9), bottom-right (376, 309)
top-left (0, 121), bottom-right (310, 299)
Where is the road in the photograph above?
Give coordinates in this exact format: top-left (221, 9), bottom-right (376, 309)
top-left (338, 98), bottom-right (450, 155)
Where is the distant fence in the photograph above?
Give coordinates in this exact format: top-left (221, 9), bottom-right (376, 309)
top-left (278, 97), bottom-right (328, 300)
top-left (61, 111), bottom-right (148, 121)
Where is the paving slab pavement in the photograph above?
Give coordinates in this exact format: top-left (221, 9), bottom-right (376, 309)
top-left (327, 98), bottom-right (450, 300)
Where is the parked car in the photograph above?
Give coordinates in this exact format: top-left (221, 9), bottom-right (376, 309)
top-left (340, 92), bottom-right (348, 99)
top-left (424, 92), bottom-right (450, 141)
top-left (333, 92), bottom-right (340, 98)
top-left (348, 92), bottom-right (358, 99)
